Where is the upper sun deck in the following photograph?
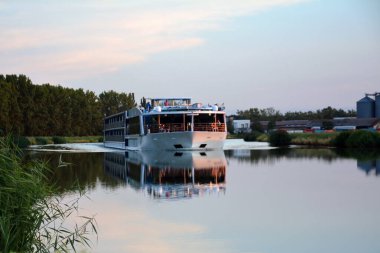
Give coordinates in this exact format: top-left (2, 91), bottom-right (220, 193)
top-left (144, 97), bottom-right (225, 114)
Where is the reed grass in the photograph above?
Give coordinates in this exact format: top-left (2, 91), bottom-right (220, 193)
top-left (0, 137), bottom-right (97, 253)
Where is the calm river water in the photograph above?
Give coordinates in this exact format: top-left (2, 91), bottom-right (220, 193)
top-left (29, 148), bottom-right (380, 253)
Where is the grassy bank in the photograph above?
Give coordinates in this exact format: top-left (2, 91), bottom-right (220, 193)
top-left (28, 136), bottom-right (102, 144)
top-left (3, 136), bottom-right (103, 148)
top-left (289, 132), bottom-right (339, 146)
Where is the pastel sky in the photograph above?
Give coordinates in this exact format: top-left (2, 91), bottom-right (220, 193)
top-left (1, 0), bottom-right (379, 113)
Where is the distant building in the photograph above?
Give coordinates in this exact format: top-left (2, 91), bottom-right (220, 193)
top-left (259, 121), bottom-right (269, 132)
top-left (275, 120), bottom-right (310, 133)
top-left (233, 120), bottom-right (251, 133)
top-left (258, 118), bottom-right (380, 133)
top-left (333, 118), bottom-right (380, 131)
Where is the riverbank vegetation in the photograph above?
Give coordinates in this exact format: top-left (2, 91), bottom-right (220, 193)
top-left (239, 130), bottom-right (380, 148)
top-left (290, 132), bottom-right (339, 146)
top-left (333, 130), bottom-right (380, 148)
top-left (0, 137), bottom-right (97, 252)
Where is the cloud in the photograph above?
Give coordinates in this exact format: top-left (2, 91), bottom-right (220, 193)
top-left (0, 0), bottom-right (306, 81)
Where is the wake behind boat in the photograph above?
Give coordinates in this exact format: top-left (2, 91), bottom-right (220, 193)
top-left (103, 98), bottom-right (227, 150)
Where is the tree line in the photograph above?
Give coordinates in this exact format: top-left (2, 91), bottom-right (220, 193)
top-left (0, 74), bottom-right (136, 136)
top-left (235, 106), bottom-right (356, 122)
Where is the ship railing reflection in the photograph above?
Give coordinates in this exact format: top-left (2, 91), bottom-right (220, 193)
top-left (104, 151), bottom-right (227, 199)
top-left (146, 182), bottom-right (226, 200)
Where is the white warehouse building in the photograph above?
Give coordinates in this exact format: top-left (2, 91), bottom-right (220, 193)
top-left (233, 120), bottom-right (251, 133)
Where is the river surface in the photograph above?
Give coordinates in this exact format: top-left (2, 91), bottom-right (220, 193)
top-left (28, 148), bottom-right (380, 253)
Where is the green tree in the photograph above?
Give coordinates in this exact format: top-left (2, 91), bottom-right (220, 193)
top-left (322, 121), bottom-right (334, 130)
top-left (0, 78), bottom-right (12, 134)
top-left (269, 130), bottom-right (291, 147)
top-left (99, 90), bottom-right (136, 116)
top-left (251, 120), bottom-right (263, 132)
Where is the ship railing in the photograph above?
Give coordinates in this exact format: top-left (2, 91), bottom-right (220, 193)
top-left (193, 123), bottom-right (225, 132)
top-left (146, 123), bottom-right (225, 133)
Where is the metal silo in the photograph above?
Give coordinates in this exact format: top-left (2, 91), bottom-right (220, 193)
top-left (376, 94), bottom-right (380, 118)
top-left (356, 96), bottom-right (375, 118)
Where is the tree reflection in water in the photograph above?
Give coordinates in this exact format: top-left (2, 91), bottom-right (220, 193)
top-left (225, 148), bottom-right (380, 176)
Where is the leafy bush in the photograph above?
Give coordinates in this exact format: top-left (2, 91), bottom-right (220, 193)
top-left (269, 130), bottom-right (291, 147)
top-left (243, 131), bottom-right (262, 142)
top-left (346, 130), bottom-right (377, 148)
top-left (52, 136), bottom-right (66, 144)
top-left (35, 137), bottom-right (48, 145)
top-left (98, 136), bottom-right (104, 142)
top-left (332, 131), bottom-right (353, 147)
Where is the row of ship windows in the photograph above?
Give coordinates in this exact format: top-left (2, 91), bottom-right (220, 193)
top-left (105, 130), bottom-right (124, 136)
top-left (105, 115), bottom-right (124, 124)
top-left (105, 154), bottom-right (124, 164)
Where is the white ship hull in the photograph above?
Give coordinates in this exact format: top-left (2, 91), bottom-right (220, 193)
top-left (105, 131), bottom-right (226, 151)
top-left (104, 132), bottom-right (227, 151)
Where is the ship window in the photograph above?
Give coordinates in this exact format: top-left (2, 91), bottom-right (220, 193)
top-left (159, 114), bottom-right (187, 125)
top-left (127, 116), bottom-right (140, 135)
top-left (194, 114), bottom-right (214, 124)
top-left (216, 114), bottom-right (225, 123)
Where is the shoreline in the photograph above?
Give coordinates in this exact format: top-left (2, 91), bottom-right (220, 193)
top-left (28, 139), bottom-right (275, 153)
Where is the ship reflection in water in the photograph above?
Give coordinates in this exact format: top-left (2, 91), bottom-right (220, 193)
top-left (104, 151), bottom-right (227, 200)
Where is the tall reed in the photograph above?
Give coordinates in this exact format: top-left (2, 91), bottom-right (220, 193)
top-left (0, 137), bottom-right (96, 252)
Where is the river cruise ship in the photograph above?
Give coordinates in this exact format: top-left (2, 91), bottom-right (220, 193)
top-left (103, 98), bottom-right (227, 150)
